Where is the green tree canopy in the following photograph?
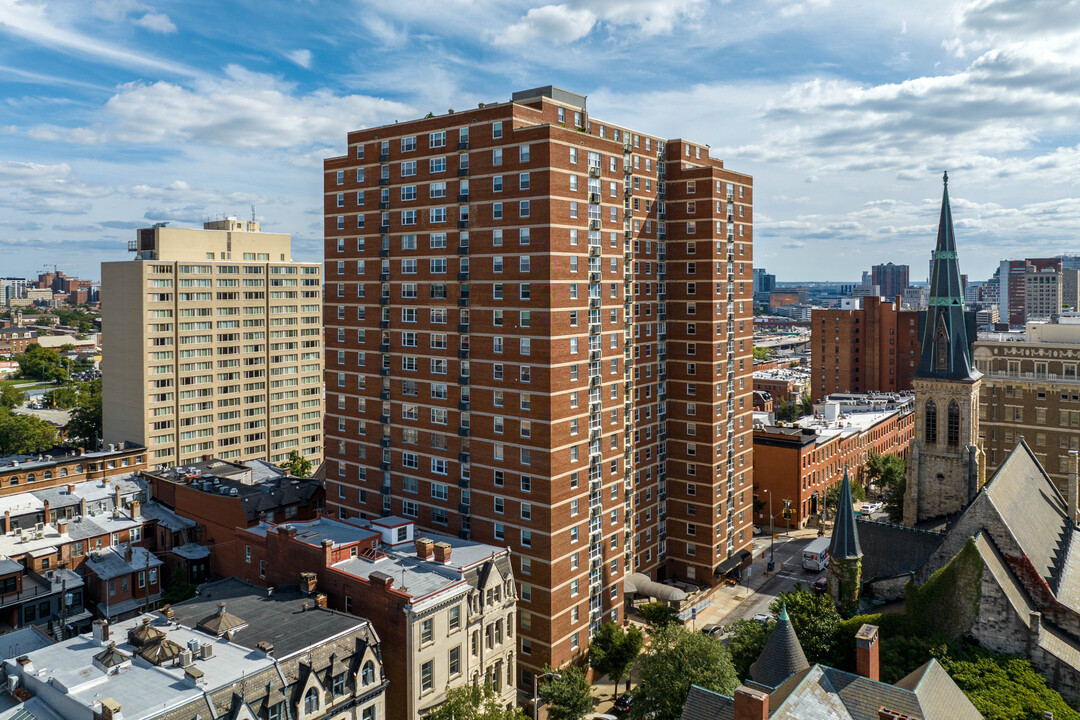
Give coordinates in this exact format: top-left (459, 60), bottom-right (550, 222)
top-left (537, 665), bottom-right (593, 720)
top-left (0, 384), bottom-right (24, 410)
top-left (768, 590), bottom-right (842, 666)
top-left (630, 624), bottom-right (738, 720)
top-left (0, 409), bottom-right (59, 455)
top-left (637, 602), bottom-right (681, 631)
top-left (66, 379), bottom-right (102, 448)
top-left (726, 618), bottom-right (774, 680)
top-left (15, 345), bottom-right (67, 383)
top-left (865, 452), bottom-right (906, 522)
top-left (427, 684), bottom-right (527, 720)
top-left (279, 450), bottom-right (313, 478)
top-left (589, 621), bottom-right (644, 699)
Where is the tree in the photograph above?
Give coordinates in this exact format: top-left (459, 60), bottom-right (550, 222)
top-left (0, 410), bottom-right (59, 455)
top-left (637, 602), bottom-right (681, 631)
top-left (428, 684), bottom-right (527, 720)
top-left (537, 665), bottom-right (593, 720)
top-left (589, 621), bottom-right (644, 698)
top-left (752, 346), bottom-right (775, 361)
top-left (631, 624), bottom-right (738, 720)
top-left (280, 450), bottom-right (313, 478)
top-left (769, 590), bottom-right (841, 666)
top-left (66, 380), bottom-right (102, 449)
top-left (865, 452), bottom-right (906, 522)
top-left (726, 618), bottom-right (774, 679)
top-left (161, 566), bottom-right (197, 605)
top-left (0, 384), bottom-right (23, 410)
top-left (43, 384), bottom-right (79, 409)
top-left (15, 345), bottom-right (66, 383)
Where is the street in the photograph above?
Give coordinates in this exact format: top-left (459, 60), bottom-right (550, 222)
top-left (725, 533), bottom-right (826, 623)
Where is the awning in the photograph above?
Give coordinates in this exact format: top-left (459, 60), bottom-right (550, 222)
top-left (714, 549), bottom-right (753, 577)
top-left (623, 573), bottom-right (687, 602)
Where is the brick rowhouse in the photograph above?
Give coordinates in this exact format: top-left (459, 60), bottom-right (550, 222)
top-left (322, 86), bottom-right (754, 688)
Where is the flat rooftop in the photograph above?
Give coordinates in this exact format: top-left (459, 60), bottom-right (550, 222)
top-left (169, 577), bottom-right (368, 658)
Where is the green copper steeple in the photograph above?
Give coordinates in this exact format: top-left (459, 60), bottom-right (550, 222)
top-left (916, 172), bottom-right (980, 381)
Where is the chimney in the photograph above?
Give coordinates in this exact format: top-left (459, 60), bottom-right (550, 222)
top-left (67, 483), bottom-right (76, 494)
top-left (415, 537), bottom-right (435, 561)
top-left (42, 499), bottom-right (50, 522)
top-left (80, 497), bottom-right (87, 516)
top-left (98, 697), bottom-right (123, 720)
top-left (433, 541), bottom-right (453, 564)
top-left (57, 518), bottom-right (69, 534)
top-left (1068, 450), bottom-right (1078, 526)
top-left (856, 624), bottom-right (880, 682)
top-left (93, 619), bottom-right (110, 646)
top-left (256, 640), bottom-right (275, 657)
top-left (280, 525), bottom-right (297, 539)
top-left (314, 593), bottom-right (328, 609)
top-left (369, 570), bottom-right (395, 589)
top-left (3, 510), bottom-right (9, 534)
top-left (322, 538), bottom-right (334, 567)
top-left (300, 572), bottom-right (318, 594)
top-left (878, 710), bottom-right (916, 720)
top-left (114, 485), bottom-right (122, 508)
top-left (129, 500), bottom-right (141, 520)
top-left (1029, 611), bottom-right (1043, 655)
top-left (124, 545), bottom-right (133, 563)
top-left (733, 686), bottom-right (768, 720)
top-left (79, 447), bottom-right (85, 456)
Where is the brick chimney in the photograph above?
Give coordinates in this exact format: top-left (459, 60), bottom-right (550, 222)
top-left (733, 686), bottom-right (768, 720)
top-left (114, 485), bottom-right (122, 508)
top-left (415, 537), bottom-right (435, 561)
top-left (42, 499), bottom-right (50, 522)
top-left (433, 541), bottom-right (453, 564)
top-left (279, 525), bottom-right (297, 539)
top-left (124, 545), bottom-right (133, 563)
top-left (67, 483), bottom-right (76, 494)
top-left (3, 510), bottom-right (9, 534)
top-left (322, 538), bottom-right (334, 567)
top-left (93, 619), bottom-right (110, 645)
top-left (856, 624), bottom-right (880, 682)
top-left (314, 593), bottom-right (327, 609)
top-left (300, 572), bottom-right (318, 594)
top-left (369, 570), bottom-right (395, 589)
top-left (129, 500), bottom-right (141, 520)
top-left (878, 709), bottom-right (916, 720)
top-left (97, 697), bottom-right (122, 720)
top-left (57, 518), bottom-right (69, 534)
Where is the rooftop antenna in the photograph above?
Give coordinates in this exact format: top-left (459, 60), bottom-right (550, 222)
top-left (251, 205), bottom-right (256, 223)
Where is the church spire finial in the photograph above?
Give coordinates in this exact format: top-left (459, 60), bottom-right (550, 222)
top-left (943, 170), bottom-right (948, 187)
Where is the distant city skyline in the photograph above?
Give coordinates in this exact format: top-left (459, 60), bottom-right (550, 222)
top-left (2, 0), bottom-right (1079, 280)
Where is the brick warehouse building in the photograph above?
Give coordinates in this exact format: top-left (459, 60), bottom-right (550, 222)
top-left (811, 296), bottom-right (921, 402)
top-left (322, 87), bottom-right (755, 686)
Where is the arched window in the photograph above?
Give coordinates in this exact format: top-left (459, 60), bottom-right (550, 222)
top-left (26, 473), bottom-right (35, 484)
top-left (934, 327), bottom-right (949, 372)
top-left (60, 468), bottom-right (68, 477)
top-left (925, 400), bottom-right (937, 444)
top-left (43, 470), bottom-right (52, 481)
top-left (304, 687), bottom-right (319, 713)
top-left (361, 660), bottom-right (375, 685)
top-left (947, 400), bottom-right (961, 447)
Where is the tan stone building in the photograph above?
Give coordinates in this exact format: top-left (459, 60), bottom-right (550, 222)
top-left (103, 219), bottom-right (323, 469)
top-left (975, 316), bottom-right (1080, 493)
top-left (1024, 265), bottom-right (1062, 320)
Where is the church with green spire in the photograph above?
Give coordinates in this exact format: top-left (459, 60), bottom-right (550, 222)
top-left (828, 469), bottom-right (863, 615)
top-left (903, 173), bottom-right (985, 526)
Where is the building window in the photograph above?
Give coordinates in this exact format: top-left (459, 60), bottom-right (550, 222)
top-left (925, 399), bottom-right (937, 444)
top-left (947, 400), bottom-right (960, 447)
top-left (421, 660), bottom-right (434, 692)
top-left (362, 660), bottom-right (376, 685)
top-left (421, 618), bottom-right (434, 644)
top-left (450, 645), bottom-right (461, 676)
top-left (304, 688), bottom-right (319, 714)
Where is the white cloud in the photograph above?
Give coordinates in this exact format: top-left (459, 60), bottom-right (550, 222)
top-left (0, 0), bottom-right (195, 76)
top-left (132, 11), bottom-right (176, 33)
top-left (287, 49), bottom-right (313, 69)
top-left (43, 65), bottom-right (414, 149)
top-left (494, 4), bottom-right (596, 46)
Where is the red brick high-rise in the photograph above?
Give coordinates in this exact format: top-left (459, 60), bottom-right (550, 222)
top-left (811, 296), bottom-right (921, 401)
top-left (322, 86), bottom-right (754, 687)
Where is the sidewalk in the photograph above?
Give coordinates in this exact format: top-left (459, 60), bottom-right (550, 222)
top-left (691, 527), bottom-right (822, 627)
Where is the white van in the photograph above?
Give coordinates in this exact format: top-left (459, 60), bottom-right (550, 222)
top-left (802, 537), bottom-right (830, 571)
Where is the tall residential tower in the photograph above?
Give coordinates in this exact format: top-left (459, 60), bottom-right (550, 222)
top-left (103, 219), bottom-right (323, 469)
top-left (322, 87), bottom-right (754, 687)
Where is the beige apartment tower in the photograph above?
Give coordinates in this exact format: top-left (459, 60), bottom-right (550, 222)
top-left (103, 219), bottom-right (323, 469)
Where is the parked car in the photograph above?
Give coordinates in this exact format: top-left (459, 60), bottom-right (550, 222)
top-left (612, 694), bottom-right (633, 717)
top-left (753, 613), bottom-right (771, 624)
top-left (860, 501), bottom-right (883, 515)
top-left (699, 623), bottom-right (724, 637)
top-left (812, 576), bottom-right (828, 595)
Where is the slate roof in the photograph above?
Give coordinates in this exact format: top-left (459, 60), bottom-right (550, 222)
top-left (857, 520), bottom-right (942, 582)
top-left (139, 500), bottom-right (196, 531)
top-left (749, 605), bottom-right (809, 688)
top-left (982, 440), bottom-right (1071, 590)
top-left (829, 470), bottom-right (862, 560)
top-left (84, 545), bottom-right (162, 580)
top-left (679, 685), bottom-right (733, 720)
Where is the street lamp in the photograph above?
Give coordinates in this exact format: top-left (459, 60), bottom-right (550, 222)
top-left (533, 671), bottom-right (562, 720)
top-left (761, 489), bottom-right (775, 564)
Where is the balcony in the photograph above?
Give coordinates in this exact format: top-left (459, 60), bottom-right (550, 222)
top-left (589, 323), bottom-right (601, 335)
top-left (590, 350), bottom-right (601, 361)
top-left (589, 192), bottom-right (601, 204)
top-left (589, 271), bottom-right (601, 282)
top-left (625, 186), bottom-right (633, 197)
top-left (588, 245), bottom-right (601, 257)
top-left (623, 165), bottom-right (632, 175)
top-left (588, 219), bottom-right (602, 230)
top-left (589, 297), bottom-right (601, 308)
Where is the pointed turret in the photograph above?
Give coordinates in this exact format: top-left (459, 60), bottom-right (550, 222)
top-left (829, 469), bottom-right (862, 561)
top-left (916, 172), bottom-right (980, 381)
top-left (749, 604), bottom-right (810, 688)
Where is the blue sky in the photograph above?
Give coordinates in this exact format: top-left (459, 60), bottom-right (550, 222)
top-left (2, 0), bottom-right (1080, 283)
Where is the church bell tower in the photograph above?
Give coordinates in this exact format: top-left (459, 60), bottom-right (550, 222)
top-left (903, 173), bottom-right (985, 526)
